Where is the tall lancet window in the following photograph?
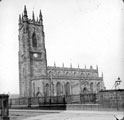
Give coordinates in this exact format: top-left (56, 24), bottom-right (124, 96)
top-left (32, 32), bottom-right (37, 48)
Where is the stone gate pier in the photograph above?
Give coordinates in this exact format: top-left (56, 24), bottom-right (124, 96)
top-left (0, 94), bottom-right (10, 120)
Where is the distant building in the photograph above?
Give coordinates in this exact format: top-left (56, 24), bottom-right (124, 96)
top-left (19, 6), bottom-right (105, 97)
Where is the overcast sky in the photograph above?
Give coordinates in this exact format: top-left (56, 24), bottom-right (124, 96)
top-left (0, 0), bottom-right (124, 94)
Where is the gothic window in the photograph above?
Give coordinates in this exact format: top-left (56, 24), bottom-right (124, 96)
top-left (45, 83), bottom-right (50, 96)
top-left (97, 82), bottom-right (100, 92)
top-left (33, 83), bottom-right (35, 97)
top-left (82, 87), bottom-right (87, 94)
top-left (65, 82), bottom-right (70, 96)
top-left (83, 87), bottom-right (86, 93)
top-left (51, 82), bottom-right (54, 96)
top-left (32, 32), bottom-right (37, 48)
top-left (90, 82), bottom-right (94, 93)
top-left (56, 82), bottom-right (62, 96)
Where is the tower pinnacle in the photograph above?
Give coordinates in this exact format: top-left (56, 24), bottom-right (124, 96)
top-left (24, 5), bottom-right (27, 16)
top-left (54, 61), bottom-right (56, 67)
top-left (19, 14), bottom-right (21, 23)
top-left (70, 63), bottom-right (72, 68)
top-left (78, 64), bottom-right (79, 68)
top-left (22, 13), bottom-right (23, 21)
top-left (39, 10), bottom-right (43, 25)
top-left (96, 65), bottom-right (98, 70)
top-left (39, 10), bottom-right (42, 20)
top-left (23, 6), bottom-right (28, 22)
top-left (32, 11), bottom-right (35, 21)
top-left (62, 63), bottom-right (64, 67)
top-left (102, 72), bottom-right (103, 78)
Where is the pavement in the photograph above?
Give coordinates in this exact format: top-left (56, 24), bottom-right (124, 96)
top-left (18, 110), bottom-right (124, 120)
top-left (9, 109), bottom-right (61, 120)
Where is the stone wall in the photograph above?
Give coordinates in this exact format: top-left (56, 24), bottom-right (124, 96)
top-left (98, 89), bottom-right (124, 109)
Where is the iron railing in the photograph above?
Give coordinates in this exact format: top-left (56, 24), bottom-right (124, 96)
top-left (9, 93), bottom-right (97, 107)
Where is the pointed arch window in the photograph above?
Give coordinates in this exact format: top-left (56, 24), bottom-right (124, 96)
top-left (90, 82), bottom-right (94, 93)
top-left (56, 82), bottom-right (63, 96)
top-left (83, 87), bottom-right (87, 94)
top-left (33, 82), bottom-right (35, 97)
top-left (97, 82), bottom-right (100, 92)
top-left (45, 83), bottom-right (50, 96)
top-left (65, 82), bottom-right (70, 96)
top-left (32, 32), bottom-right (37, 48)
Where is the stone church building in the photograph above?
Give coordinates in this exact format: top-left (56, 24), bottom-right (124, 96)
top-left (19, 6), bottom-right (105, 98)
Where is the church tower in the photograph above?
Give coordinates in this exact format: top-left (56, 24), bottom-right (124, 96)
top-left (18, 6), bottom-right (47, 97)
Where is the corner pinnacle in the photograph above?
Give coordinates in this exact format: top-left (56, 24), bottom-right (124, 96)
top-left (24, 5), bottom-right (27, 16)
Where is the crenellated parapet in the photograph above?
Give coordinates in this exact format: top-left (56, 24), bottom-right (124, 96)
top-left (19, 5), bottom-right (44, 27)
top-left (47, 64), bottom-right (100, 79)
